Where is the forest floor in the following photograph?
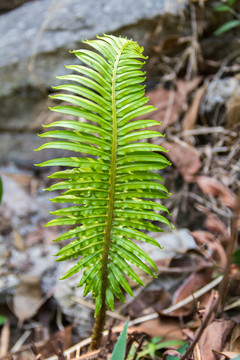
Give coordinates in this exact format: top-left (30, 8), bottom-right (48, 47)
top-left (0, 2), bottom-right (240, 360)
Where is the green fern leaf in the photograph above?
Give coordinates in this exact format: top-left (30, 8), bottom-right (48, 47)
top-left (36, 35), bottom-right (171, 328)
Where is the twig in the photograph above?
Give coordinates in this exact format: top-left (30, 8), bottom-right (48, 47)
top-left (179, 126), bottom-right (237, 137)
top-left (31, 343), bottom-right (44, 360)
top-left (0, 341), bottom-right (46, 360)
top-left (162, 276), bottom-right (223, 315)
top-left (179, 194), bottom-right (240, 360)
top-left (186, 3), bottom-right (199, 80)
top-left (218, 0), bottom-right (240, 19)
top-left (218, 191), bottom-right (240, 313)
top-left (224, 298), bottom-right (240, 311)
top-left (126, 275), bottom-right (223, 327)
top-left (72, 297), bottom-right (125, 320)
top-left (132, 335), bottom-right (147, 360)
top-left (52, 340), bottom-right (65, 360)
top-left (74, 350), bottom-right (100, 360)
top-left (189, 193), bottom-right (233, 218)
top-left (125, 332), bottom-right (138, 360)
top-left (179, 292), bottom-right (219, 360)
top-left (10, 330), bottom-right (31, 353)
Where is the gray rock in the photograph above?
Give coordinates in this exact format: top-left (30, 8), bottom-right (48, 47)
top-left (202, 77), bottom-right (240, 114)
top-left (0, 131), bottom-right (77, 165)
top-left (0, 0), bottom-right (187, 97)
top-left (0, 166), bottom-right (62, 301)
top-left (0, 240), bottom-right (58, 302)
top-left (53, 261), bottom-right (94, 336)
top-left (1, 174), bottom-right (37, 216)
top-left (0, 0), bottom-right (188, 165)
top-left (0, 92), bottom-right (44, 131)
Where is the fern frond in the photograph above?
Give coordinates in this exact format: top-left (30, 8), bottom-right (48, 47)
top-left (36, 35), bottom-right (171, 321)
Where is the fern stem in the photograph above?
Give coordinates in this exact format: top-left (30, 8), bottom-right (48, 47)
top-left (90, 301), bottom-right (107, 350)
top-left (90, 42), bottom-right (128, 350)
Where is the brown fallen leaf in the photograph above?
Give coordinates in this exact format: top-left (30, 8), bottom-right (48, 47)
top-left (130, 318), bottom-right (183, 341)
top-left (163, 141), bottom-right (201, 182)
top-left (13, 228), bottom-right (25, 252)
top-left (168, 252), bottom-right (212, 274)
top-left (204, 213), bottom-right (230, 244)
top-left (169, 269), bottom-right (212, 316)
top-left (196, 176), bottom-right (238, 210)
top-left (230, 324), bottom-right (240, 353)
top-left (162, 349), bottom-right (182, 359)
top-left (13, 275), bottom-right (43, 326)
top-left (154, 258), bottom-right (172, 271)
top-left (143, 78), bottom-right (202, 130)
top-left (201, 290), bottom-right (219, 321)
top-left (227, 75), bottom-right (240, 129)
top-left (213, 350), bottom-right (240, 359)
top-left (38, 325), bottom-right (72, 358)
top-left (182, 84), bottom-right (207, 134)
top-left (190, 290), bottom-right (219, 328)
top-left (191, 230), bottom-right (227, 269)
top-left (237, 217), bottom-right (240, 230)
top-left (192, 230), bottom-right (215, 245)
top-left (198, 319), bottom-right (235, 360)
top-left (128, 289), bottom-right (171, 318)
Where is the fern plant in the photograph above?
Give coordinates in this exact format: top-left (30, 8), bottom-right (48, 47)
top-left (35, 34), bottom-right (171, 349)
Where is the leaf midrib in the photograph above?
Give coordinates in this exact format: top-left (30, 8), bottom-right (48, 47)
top-left (100, 41), bottom-right (130, 302)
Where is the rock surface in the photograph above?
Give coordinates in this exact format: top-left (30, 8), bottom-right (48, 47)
top-left (0, 0), bottom-right (239, 164)
top-left (0, 0), bottom-right (189, 164)
top-left (0, 0), bottom-right (187, 97)
top-left (203, 77), bottom-right (240, 114)
top-left (54, 262), bottom-right (94, 336)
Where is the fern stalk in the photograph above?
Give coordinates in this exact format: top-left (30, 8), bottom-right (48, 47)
top-left (35, 35), bottom-right (171, 349)
top-left (91, 41), bottom-right (128, 348)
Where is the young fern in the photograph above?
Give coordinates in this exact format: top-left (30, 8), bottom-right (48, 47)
top-left (35, 35), bottom-right (171, 349)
